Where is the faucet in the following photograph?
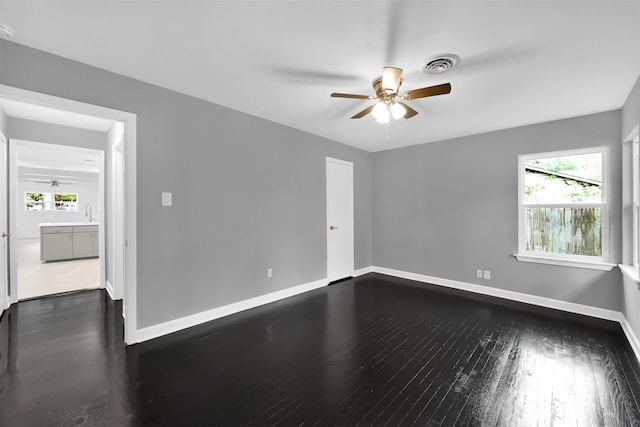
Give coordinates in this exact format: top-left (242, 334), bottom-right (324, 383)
top-left (85, 204), bottom-right (94, 222)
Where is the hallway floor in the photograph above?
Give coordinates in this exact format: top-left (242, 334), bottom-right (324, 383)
top-left (17, 238), bottom-right (99, 300)
top-left (1, 274), bottom-right (640, 425)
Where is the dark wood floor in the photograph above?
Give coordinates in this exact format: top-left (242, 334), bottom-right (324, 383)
top-left (1, 273), bottom-right (640, 426)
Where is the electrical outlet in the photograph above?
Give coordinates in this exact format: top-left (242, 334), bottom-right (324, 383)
top-left (267, 268), bottom-right (273, 278)
top-left (161, 192), bottom-right (172, 206)
top-left (476, 269), bottom-right (483, 278)
top-left (483, 270), bottom-right (491, 280)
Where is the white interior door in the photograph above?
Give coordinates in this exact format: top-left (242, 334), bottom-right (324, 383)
top-left (0, 131), bottom-right (8, 310)
top-left (326, 157), bottom-right (354, 282)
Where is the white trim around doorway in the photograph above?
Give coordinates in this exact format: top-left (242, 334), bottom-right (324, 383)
top-left (0, 84), bottom-right (138, 344)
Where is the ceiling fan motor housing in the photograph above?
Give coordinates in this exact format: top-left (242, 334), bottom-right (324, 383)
top-left (373, 77), bottom-right (399, 99)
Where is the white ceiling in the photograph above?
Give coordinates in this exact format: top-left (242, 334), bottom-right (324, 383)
top-left (15, 140), bottom-right (102, 174)
top-left (2, 0), bottom-right (639, 152)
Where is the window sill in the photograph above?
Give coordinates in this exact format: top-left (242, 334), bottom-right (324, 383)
top-left (619, 264), bottom-right (640, 284)
top-left (513, 253), bottom-right (616, 271)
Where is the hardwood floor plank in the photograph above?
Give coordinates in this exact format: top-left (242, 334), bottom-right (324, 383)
top-left (2, 274), bottom-right (640, 426)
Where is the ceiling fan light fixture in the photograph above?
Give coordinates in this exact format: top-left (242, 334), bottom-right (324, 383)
top-left (372, 102), bottom-right (389, 122)
top-left (375, 113), bottom-right (390, 124)
top-left (390, 102), bottom-right (406, 120)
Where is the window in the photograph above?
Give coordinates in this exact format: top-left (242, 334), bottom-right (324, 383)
top-left (516, 147), bottom-right (613, 270)
top-left (25, 192), bottom-right (78, 212)
top-left (25, 192), bottom-right (52, 211)
top-left (620, 132), bottom-right (640, 282)
top-left (54, 193), bottom-right (78, 211)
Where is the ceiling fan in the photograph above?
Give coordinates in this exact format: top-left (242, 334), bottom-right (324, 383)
top-left (31, 179), bottom-right (75, 187)
top-left (331, 67), bottom-right (451, 123)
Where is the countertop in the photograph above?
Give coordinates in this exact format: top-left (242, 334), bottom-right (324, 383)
top-left (39, 222), bottom-right (99, 227)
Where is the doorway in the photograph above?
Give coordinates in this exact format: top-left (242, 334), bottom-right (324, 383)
top-left (0, 84), bottom-right (138, 344)
top-left (326, 157), bottom-right (354, 283)
top-left (13, 140), bottom-right (103, 300)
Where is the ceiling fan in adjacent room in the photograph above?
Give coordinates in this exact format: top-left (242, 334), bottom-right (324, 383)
top-left (35, 180), bottom-right (74, 187)
top-left (29, 179), bottom-right (76, 187)
top-left (24, 172), bottom-right (79, 188)
top-left (331, 66), bottom-right (451, 123)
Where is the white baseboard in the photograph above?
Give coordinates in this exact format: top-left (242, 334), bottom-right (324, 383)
top-left (371, 266), bottom-right (640, 363)
top-left (105, 280), bottom-right (115, 301)
top-left (372, 266), bottom-right (621, 322)
top-left (136, 278), bottom-right (327, 343)
top-left (619, 315), bottom-right (640, 364)
top-left (353, 266), bottom-right (373, 277)
top-left (132, 266), bottom-right (640, 364)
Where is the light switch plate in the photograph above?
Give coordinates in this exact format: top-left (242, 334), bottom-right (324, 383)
top-left (161, 192), bottom-right (172, 207)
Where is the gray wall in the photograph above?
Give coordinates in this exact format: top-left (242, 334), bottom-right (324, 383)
top-left (373, 110), bottom-right (623, 312)
top-left (0, 40), bottom-right (373, 328)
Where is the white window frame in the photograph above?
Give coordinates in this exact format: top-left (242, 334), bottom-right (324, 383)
top-left (515, 146), bottom-right (615, 271)
top-left (620, 132), bottom-right (640, 282)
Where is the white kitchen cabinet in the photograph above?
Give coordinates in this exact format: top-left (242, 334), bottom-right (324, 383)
top-left (40, 223), bottom-right (99, 262)
top-left (91, 231), bottom-right (98, 256)
top-left (72, 225), bottom-right (99, 258)
top-left (72, 231), bottom-right (92, 258)
top-left (41, 230), bottom-right (73, 262)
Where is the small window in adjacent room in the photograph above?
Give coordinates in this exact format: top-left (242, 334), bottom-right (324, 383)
top-left (25, 192), bottom-right (78, 212)
top-left (516, 147), bottom-right (612, 270)
top-left (54, 193), bottom-right (78, 211)
top-left (25, 192), bottom-right (51, 211)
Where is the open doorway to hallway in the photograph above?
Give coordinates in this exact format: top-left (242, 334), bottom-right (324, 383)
top-left (15, 141), bottom-right (103, 299)
top-left (0, 84), bottom-right (138, 344)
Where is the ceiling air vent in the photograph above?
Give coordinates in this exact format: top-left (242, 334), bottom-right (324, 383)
top-left (422, 54), bottom-right (459, 75)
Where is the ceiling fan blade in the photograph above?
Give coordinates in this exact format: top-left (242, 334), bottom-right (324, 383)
top-left (381, 67), bottom-right (403, 93)
top-left (398, 102), bottom-right (418, 119)
top-left (331, 92), bottom-right (371, 99)
top-left (402, 82), bottom-right (451, 100)
top-left (351, 105), bottom-right (375, 119)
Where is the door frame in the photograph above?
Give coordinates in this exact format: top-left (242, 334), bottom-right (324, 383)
top-left (0, 129), bottom-right (7, 312)
top-left (0, 84), bottom-right (138, 344)
top-left (111, 137), bottom-right (125, 301)
top-left (326, 156), bottom-right (354, 282)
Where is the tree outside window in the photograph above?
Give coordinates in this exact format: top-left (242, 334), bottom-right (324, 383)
top-left (25, 192), bottom-right (51, 211)
top-left (54, 193), bottom-right (78, 211)
top-left (519, 148), bottom-right (607, 260)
